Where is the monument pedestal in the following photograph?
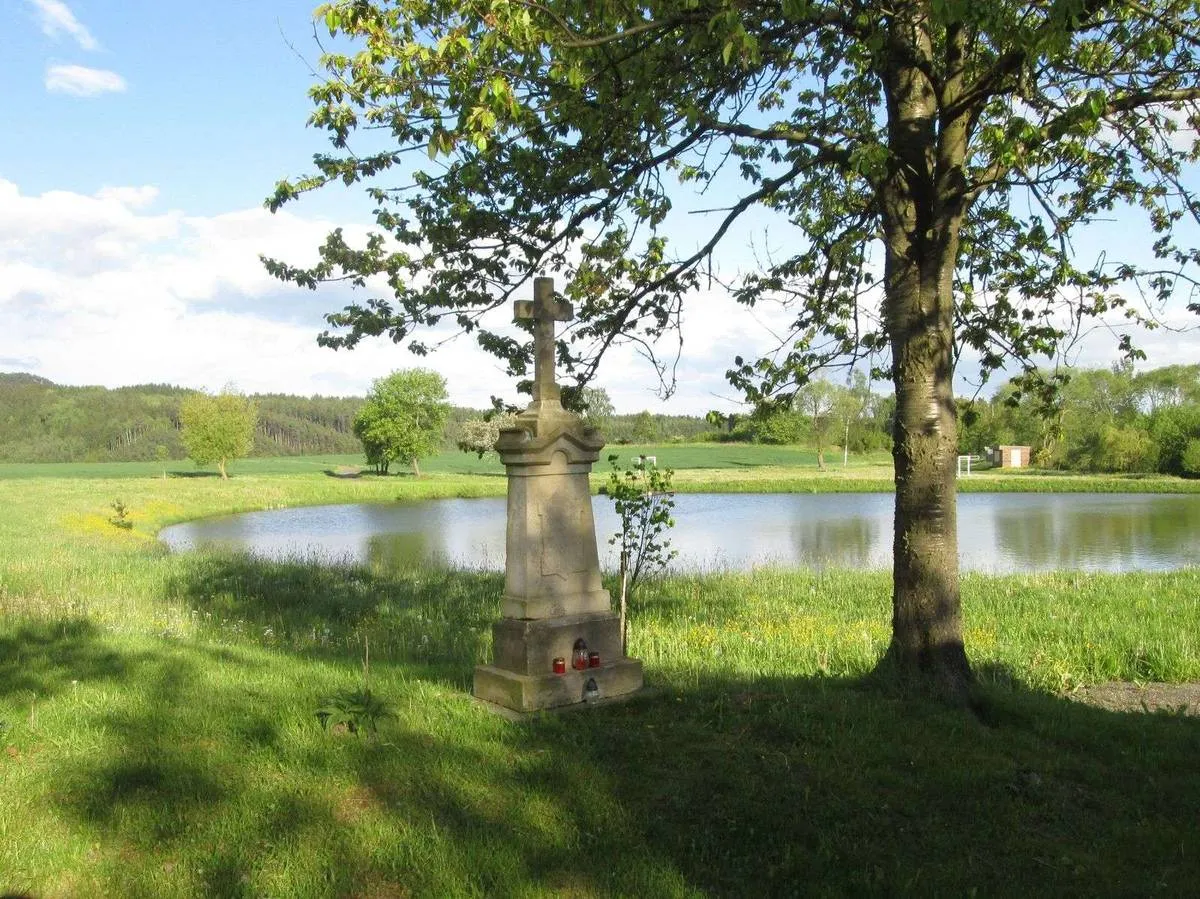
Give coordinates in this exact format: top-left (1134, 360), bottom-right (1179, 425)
top-left (472, 278), bottom-right (644, 713)
top-left (475, 610), bottom-right (643, 711)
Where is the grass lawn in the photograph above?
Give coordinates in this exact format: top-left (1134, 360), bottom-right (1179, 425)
top-left (5, 442), bottom-right (1197, 495)
top-left (0, 443), bottom-right (854, 480)
top-left (1, 461), bottom-right (1198, 896)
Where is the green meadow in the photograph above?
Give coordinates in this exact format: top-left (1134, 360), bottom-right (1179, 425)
top-left (1, 450), bottom-right (1198, 896)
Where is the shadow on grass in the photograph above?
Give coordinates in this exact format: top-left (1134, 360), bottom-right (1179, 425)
top-left (13, 642), bottom-right (1197, 896)
top-left (575, 671), bottom-right (1199, 895)
top-left (0, 619), bottom-right (132, 701)
top-left (5, 564), bottom-right (1198, 896)
top-left (163, 554), bottom-right (503, 687)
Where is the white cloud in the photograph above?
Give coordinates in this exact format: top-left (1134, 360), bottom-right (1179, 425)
top-left (0, 178), bottom-right (770, 412)
top-left (45, 64), bottom-right (126, 97)
top-left (0, 179), bottom-right (517, 405)
top-left (1, 177), bottom-right (1194, 415)
top-left (95, 185), bottom-right (159, 209)
top-left (28, 0), bottom-right (98, 50)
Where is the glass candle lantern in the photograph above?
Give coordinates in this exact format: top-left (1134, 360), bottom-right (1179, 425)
top-left (583, 677), bottom-right (600, 703)
top-left (572, 638), bottom-right (589, 670)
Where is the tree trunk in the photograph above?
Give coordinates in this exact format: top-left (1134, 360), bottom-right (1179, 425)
top-left (876, 7), bottom-right (972, 700)
top-left (883, 266), bottom-right (971, 698)
top-left (219, 458), bottom-right (228, 480)
top-left (412, 457), bottom-right (421, 478)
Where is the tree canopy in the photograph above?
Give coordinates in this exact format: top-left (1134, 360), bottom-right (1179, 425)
top-left (354, 368), bottom-right (450, 475)
top-left (456, 410), bottom-right (518, 457)
top-left (962, 362), bottom-right (1200, 474)
top-left (269, 0), bottom-right (1200, 698)
top-left (179, 391), bottom-right (258, 479)
top-left (579, 386), bottom-right (614, 430)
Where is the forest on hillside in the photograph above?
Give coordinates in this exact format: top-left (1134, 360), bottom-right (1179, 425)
top-left (0, 374), bottom-right (712, 464)
top-left (3, 363), bottom-right (1198, 475)
top-left (0, 374), bottom-right (364, 462)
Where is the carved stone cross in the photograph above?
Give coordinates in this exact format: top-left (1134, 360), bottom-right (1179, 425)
top-left (515, 277), bottom-right (573, 404)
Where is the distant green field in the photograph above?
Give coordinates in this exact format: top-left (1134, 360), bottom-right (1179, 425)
top-left (599, 442), bottom-right (886, 469)
top-left (0, 452), bottom-right (503, 480)
top-left (0, 443), bottom-right (890, 480)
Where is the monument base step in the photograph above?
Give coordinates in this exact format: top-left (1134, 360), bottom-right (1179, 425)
top-left (473, 685), bottom-right (661, 721)
top-left (492, 611), bottom-right (623, 676)
top-left (473, 658), bottom-right (644, 713)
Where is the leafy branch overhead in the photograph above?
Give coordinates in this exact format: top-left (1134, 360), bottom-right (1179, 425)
top-left (267, 0), bottom-right (1199, 403)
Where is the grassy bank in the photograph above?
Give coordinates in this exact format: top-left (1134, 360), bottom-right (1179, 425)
top-left (1, 471), bottom-right (1198, 896)
top-left (0, 444), bottom-right (849, 480)
top-left (5, 443), bottom-right (1199, 496)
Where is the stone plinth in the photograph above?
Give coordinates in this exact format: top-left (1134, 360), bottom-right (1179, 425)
top-left (474, 658), bottom-right (644, 713)
top-left (474, 408), bottom-right (645, 712)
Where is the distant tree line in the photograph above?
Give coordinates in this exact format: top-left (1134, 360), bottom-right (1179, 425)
top-left (0, 374), bottom-right (363, 462)
top-left (735, 372), bottom-right (895, 461)
top-left (7, 363), bottom-right (1198, 477)
top-left (718, 363), bottom-right (1200, 478)
top-left (959, 363), bottom-right (1200, 476)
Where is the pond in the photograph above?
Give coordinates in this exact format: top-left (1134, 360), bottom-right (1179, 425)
top-left (158, 492), bottom-right (1200, 573)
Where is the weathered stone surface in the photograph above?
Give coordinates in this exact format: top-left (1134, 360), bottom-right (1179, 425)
top-left (500, 441), bottom-right (610, 620)
top-left (491, 612), bottom-right (623, 676)
top-left (473, 277), bottom-right (644, 713)
top-left (474, 659), bottom-right (644, 713)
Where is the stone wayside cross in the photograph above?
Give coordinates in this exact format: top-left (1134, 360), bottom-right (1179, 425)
top-left (515, 277), bottom-right (572, 406)
top-left (473, 276), bottom-right (644, 713)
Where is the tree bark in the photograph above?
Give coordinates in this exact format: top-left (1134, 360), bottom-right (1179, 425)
top-left (876, 4), bottom-right (972, 699)
top-left (412, 457), bottom-right (421, 478)
top-left (883, 253), bottom-right (971, 698)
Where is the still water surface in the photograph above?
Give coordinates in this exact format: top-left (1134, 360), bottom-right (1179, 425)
top-left (159, 492), bottom-right (1200, 573)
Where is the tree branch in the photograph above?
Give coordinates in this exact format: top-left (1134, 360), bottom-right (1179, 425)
top-left (969, 87), bottom-right (1200, 199)
top-left (701, 118), bottom-right (856, 166)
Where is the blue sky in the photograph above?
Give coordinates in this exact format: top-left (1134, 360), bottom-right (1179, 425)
top-left (3, 0), bottom-right (330, 213)
top-left (2, 0), bottom-right (1197, 415)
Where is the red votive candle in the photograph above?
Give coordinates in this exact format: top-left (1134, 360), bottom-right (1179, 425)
top-left (552, 657), bottom-right (566, 674)
top-left (588, 651), bottom-right (601, 668)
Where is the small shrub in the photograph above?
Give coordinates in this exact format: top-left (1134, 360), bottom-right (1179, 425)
top-left (606, 453), bottom-right (677, 649)
top-left (108, 500), bottom-right (133, 530)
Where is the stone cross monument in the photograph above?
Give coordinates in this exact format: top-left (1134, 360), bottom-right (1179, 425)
top-left (473, 277), bottom-right (644, 712)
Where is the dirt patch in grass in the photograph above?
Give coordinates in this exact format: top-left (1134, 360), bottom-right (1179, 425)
top-left (1071, 682), bottom-right (1200, 716)
top-left (333, 784), bottom-right (385, 824)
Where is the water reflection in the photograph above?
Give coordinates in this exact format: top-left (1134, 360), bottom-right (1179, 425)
top-left (786, 493), bottom-right (886, 569)
top-left (159, 493), bottom-right (1200, 574)
top-left (366, 532), bottom-right (429, 571)
top-left (791, 517), bottom-right (881, 568)
top-left (985, 494), bottom-right (1200, 572)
